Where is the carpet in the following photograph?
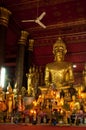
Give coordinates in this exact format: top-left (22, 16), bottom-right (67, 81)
top-left (0, 124), bottom-right (86, 130)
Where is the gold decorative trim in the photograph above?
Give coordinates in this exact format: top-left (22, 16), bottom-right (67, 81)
top-left (0, 7), bottom-right (12, 27)
top-left (18, 31), bottom-right (29, 45)
top-left (28, 18), bottom-right (86, 32)
top-left (10, 0), bottom-right (72, 11)
top-left (33, 31), bottom-right (86, 47)
top-left (28, 39), bottom-right (34, 51)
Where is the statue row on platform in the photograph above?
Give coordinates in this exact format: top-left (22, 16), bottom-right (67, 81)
top-left (0, 84), bottom-right (14, 118)
top-left (26, 65), bottom-right (44, 97)
top-left (0, 83), bottom-right (25, 119)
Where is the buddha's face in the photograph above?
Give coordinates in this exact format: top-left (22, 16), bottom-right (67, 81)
top-left (8, 87), bottom-right (12, 93)
top-left (54, 46), bottom-right (65, 62)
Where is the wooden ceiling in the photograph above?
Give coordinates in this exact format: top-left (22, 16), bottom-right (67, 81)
top-left (0, 0), bottom-right (86, 75)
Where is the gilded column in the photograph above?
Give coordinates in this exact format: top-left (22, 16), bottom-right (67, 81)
top-left (15, 30), bottom-right (29, 91)
top-left (0, 7), bottom-right (11, 69)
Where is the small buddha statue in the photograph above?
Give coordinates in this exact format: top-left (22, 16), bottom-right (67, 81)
top-left (0, 86), bottom-right (5, 102)
top-left (20, 86), bottom-right (27, 97)
top-left (44, 37), bottom-right (74, 89)
top-left (13, 82), bottom-right (18, 99)
top-left (6, 83), bottom-right (15, 117)
top-left (0, 86), bottom-right (7, 112)
top-left (17, 94), bottom-right (25, 112)
top-left (26, 67), bottom-right (35, 96)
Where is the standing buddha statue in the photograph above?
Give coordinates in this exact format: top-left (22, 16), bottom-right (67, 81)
top-left (26, 67), bottom-right (35, 96)
top-left (6, 83), bottom-right (15, 117)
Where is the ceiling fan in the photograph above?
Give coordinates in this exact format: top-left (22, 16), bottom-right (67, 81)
top-left (21, 0), bottom-right (46, 29)
top-left (21, 11), bottom-right (46, 29)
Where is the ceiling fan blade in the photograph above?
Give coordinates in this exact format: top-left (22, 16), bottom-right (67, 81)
top-left (37, 12), bottom-right (46, 21)
top-left (21, 19), bottom-right (35, 22)
top-left (35, 20), bottom-right (46, 28)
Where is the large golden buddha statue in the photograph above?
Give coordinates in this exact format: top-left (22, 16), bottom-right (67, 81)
top-left (45, 37), bottom-right (74, 89)
top-left (82, 63), bottom-right (86, 87)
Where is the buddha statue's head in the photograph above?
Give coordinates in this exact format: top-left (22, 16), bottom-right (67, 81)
top-left (53, 37), bottom-right (67, 55)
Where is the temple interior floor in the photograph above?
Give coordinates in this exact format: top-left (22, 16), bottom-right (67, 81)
top-left (0, 124), bottom-right (86, 130)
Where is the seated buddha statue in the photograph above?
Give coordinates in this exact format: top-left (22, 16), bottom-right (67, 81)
top-left (82, 63), bottom-right (86, 87)
top-left (44, 37), bottom-right (74, 89)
